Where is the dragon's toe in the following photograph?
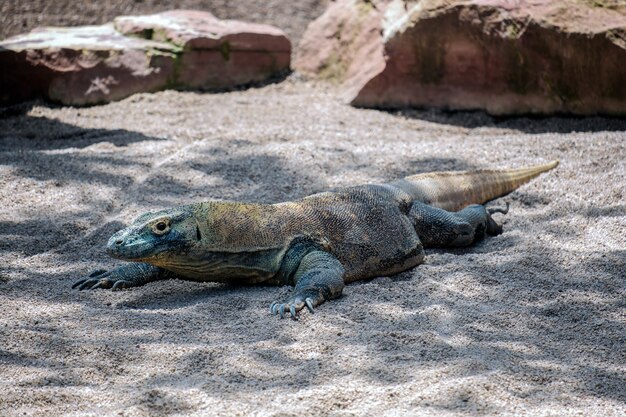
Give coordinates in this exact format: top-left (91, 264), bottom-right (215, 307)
top-left (111, 280), bottom-right (135, 290)
top-left (73, 279), bottom-right (96, 290)
top-left (270, 292), bottom-right (322, 320)
top-left (305, 298), bottom-right (315, 313)
top-left (73, 268), bottom-right (137, 291)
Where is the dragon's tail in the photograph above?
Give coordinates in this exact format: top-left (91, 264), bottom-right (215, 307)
top-left (389, 160), bottom-right (559, 211)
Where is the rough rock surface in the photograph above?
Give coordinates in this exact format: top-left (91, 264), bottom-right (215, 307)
top-left (0, 0), bottom-right (329, 47)
top-left (0, 24), bottom-right (176, 106)
top-left (296, 0), bottom-right (386, 102)
top-left (295, 0), bottom-right (626, 115)
top-left (0, 10), bottom-right (291, 106)
top-left (115, 10), bottom-right (291, 90)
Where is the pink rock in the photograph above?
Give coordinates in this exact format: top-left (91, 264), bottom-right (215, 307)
top-left (0, 24), bottom-right (176, 106)
top-left (114, 10), bottom-right (291, 89)
top-left (0, 10), bottom-right (291, 106)
top-left (295, 0), bottom-right (386, 104)
top-left (295, 0), bottom-right (626, 115)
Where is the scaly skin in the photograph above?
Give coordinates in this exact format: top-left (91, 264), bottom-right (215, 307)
top-left (73, 161), bottom-right (558, 319)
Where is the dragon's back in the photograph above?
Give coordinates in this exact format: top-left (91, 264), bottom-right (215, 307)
top-left (293, 185), bottom-right (424, 281)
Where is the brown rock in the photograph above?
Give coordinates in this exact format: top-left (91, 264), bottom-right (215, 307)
top-left (0, 24), bottom-right (176, 106)
top-left (114, 10), bottom-right (292, 89)
top-left (0, 10), bottom-right (291, 106)
top-left (295, 0), bottom-right (386, 101)
top-left (295, 0), bottom-right (626, 115)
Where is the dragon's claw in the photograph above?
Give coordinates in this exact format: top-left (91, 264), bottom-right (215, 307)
top-left (74, 272), bottom-right (112, 290)
top-left (90, 278), bottom-right (115, 290)
top-left (74, 279), bottom-right (95, 290)
top-left (73, 269), bottom-right (114, 290)
top-left (89, 281), bottom-right (105, 290)
top-left (269, 300), bottom-right (303, 320)
top-left (71, 279), bottom-right (85, 290)
top-left (269, 292), bottom-right (324, 320)
top-left (72, 265), bottom-right (159, 291)
top-left (111, 280), bottom-right (133, 290)
top-left (488, 201), bottom-right (510, 215)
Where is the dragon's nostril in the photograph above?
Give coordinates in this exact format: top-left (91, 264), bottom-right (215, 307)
top-left (115, 239), bottom-right (124, 245)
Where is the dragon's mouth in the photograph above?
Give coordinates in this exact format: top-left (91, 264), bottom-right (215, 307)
top-left (106, 229), bottom-right (167, 260)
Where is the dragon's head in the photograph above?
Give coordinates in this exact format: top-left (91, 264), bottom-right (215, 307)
top-left (107, 205), bottom-right (201, 263)
top-left (106, 201), bottom-right (283, 281)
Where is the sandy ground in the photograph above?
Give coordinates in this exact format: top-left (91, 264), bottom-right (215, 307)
top-left (0, 79), bottom-right (625, 416)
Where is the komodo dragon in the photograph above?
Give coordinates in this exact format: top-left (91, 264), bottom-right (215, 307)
top-left (74, 160), bottom-right (558, 319)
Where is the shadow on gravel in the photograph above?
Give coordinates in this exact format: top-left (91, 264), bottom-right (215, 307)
top-left (315, 214), bottom-right (625, 411)
top-left (393, 108), bottom-right (626, 133)
top-left (369, 157), bottom-right (479, 180)
top-left (0, 111), bottom-right (163, 189)
top-left (0, 108), bottom-right (165, 151)
top-left (3, 203), bottom-right (623, 412)
top-left (1, 109), bottom-right (623, 413)
top-left (0, 112), bottom-right (167, 259)
top-left (170, 204), bottom-right (624, 408)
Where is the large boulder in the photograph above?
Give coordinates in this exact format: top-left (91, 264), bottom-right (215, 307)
top-left (0, 24), bottom-right (176, 106)
top-left (114, 10), bottom-right (292, 90)
top-left (0, 10), bottom-right (291, 106)
top-left (295, 0), bottom-right (626, 115)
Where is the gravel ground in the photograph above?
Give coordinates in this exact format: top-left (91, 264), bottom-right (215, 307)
top-left (0, 79), bottom-right (625, 416)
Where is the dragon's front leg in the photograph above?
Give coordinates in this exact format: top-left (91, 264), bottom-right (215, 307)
top-left (270, 251), bottom-right (345, 320)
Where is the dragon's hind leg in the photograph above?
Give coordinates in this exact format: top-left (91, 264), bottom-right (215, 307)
top-left (409, 201), bottom-right (507, 248)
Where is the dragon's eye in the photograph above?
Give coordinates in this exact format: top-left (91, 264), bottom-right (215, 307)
top-left (151, 219), bottom-right (171, 235)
